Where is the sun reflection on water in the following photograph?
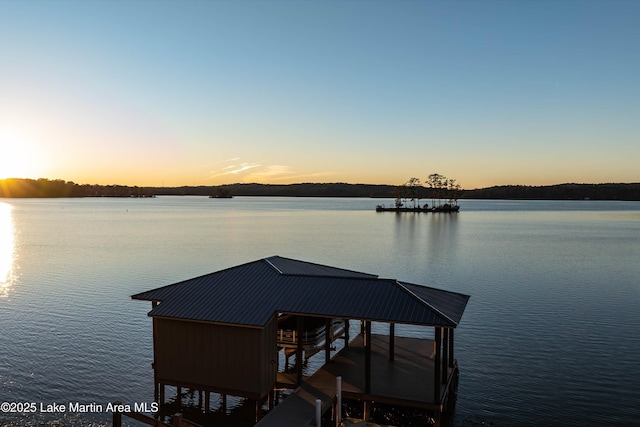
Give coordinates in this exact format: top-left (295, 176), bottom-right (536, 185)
top-left (0, 202), bottom-right (15, 297)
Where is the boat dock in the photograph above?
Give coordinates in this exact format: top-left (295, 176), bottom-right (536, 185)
top-left (132, 256), bottom-right (469, 427)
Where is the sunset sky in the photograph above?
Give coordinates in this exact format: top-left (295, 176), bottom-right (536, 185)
top-left (1, 1), bottom-right (638, 189)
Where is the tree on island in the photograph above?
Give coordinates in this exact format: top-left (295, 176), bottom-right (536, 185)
top-left (393, 183), bottom-right (407, 208)
top-left (406, 177), bottom-right (422, 208)
top-left (391, 177), bottom-right (423, 209)
top-left (446, 178), bottom-right (461, 207)
top-left (427, 173), bottom-right (446, 208)
top-left (425, 173), bottom-right (461, 209)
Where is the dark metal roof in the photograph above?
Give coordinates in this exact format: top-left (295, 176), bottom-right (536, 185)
top-left (265, 255), bottom-right (378, 278)
top-left (131, 256), bottom-right (470, 328)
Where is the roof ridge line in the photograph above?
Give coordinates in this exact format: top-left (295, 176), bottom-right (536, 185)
top-left (132, 258), bottom-right (274, 301)
top-left (393, 280), bottom-right (458, 326)
top-left (287, 274), bottom-right (383, 281)
top-left (264, 255), bottom-right (378, 278)
top-left (263, 257), bottom-right (283, 274)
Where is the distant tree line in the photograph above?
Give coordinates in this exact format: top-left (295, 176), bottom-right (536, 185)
top-left (1, 178), bottom-right (639, 200)
top-left (0, 178), bottom-right (155, 198)
top-left (153, 182), bottom-right (398, 197)
top-left (463, 183), bottom-right (640, 201)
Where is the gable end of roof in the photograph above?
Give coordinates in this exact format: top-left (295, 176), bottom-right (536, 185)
top-left (393, 280), bottom-right (458, 326)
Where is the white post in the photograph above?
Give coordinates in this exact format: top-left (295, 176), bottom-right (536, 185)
top-left (336, 376), bottom-right (342, 425)
top-left (316, 399), bottom-right (322, 426)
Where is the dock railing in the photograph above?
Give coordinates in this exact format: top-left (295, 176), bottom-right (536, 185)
top-left (278, 318), bottom-right (344, 348)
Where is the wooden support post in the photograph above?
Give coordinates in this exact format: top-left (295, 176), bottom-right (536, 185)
top-left (336, 376), bottom-right (342, 426)
top-left (344, 319), bottom-right (350, 348)
top-left (297, 315), bottom-right (304, 385)
top-left (159, 384), bottom-right (165, 405)
top-left (433, 411), bottom-right (442, 427)
top-left (363, 400), bottom-right (371, 421)
top-left (112, 402), bottom-right (122, 427)
top-left (389, 323), bottom-right (395, 361)
top-left (255, 399), bottom-right (259, 423)
top-left (442, 328), bottom-right (449, 383)
top-left (332, 402), bottom-right (337, 425)
top-left (325, 318), bottom-right (332, 363)
top-left (434, 327), bottom-right (442, 403)
top-left (152, 314), bottom-right (159, 403)
top-left (449, 328), bottom-right (455, 367)
top-left (172, 413), bottom-right (183, 427)
top-left (205, 391), bottom-right (210, 412)
top-left (177, 386), bottom-right (182, 401)
top-left (360, 320), bottom-right (365, 335)
top-left (268, 389), bottom-right (274, 410)
top-left (198, 390), bottom-right (203, 410)
top-left (364, 320), bottom-right (372, 394)
top-left (221, 394), bottom-right (227, 414)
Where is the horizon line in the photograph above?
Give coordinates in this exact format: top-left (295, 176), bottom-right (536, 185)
top-left (1, 177), bottom-right (639, 192)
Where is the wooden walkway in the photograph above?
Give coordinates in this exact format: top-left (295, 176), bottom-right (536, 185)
top-left (254, 381), bottom-right (334, 427)
top-left (259, 333), bottom-right (455, 426)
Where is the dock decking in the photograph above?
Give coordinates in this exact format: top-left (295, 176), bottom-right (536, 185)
top-left (254, 381), bottom-right (334, 427)
top-left (261, 333), bottom-right (456, 426)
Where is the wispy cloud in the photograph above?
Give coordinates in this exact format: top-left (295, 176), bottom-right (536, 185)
top-left (244, 165), bottom-right (292, 182)
top-left (205, 161), bottom-right (262, 180)
top-left (205, 159), bottom-right (333, 183)
top-left (222, 162), bottom-right (262, 175)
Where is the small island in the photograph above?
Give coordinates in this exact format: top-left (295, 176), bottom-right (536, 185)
top-left (376, 173), bottom-right (461, 213)
top-left (375, 204), bottom-right (460, 213)
top-left (209, 188), bottom-right (233, 198)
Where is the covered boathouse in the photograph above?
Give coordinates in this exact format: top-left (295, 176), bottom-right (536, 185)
top-left (132, 256), bottom-right (470, 426)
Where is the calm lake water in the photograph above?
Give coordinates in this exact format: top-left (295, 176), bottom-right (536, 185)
top-left (1, 197), bottom-right (639, 426)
